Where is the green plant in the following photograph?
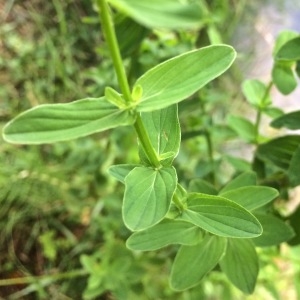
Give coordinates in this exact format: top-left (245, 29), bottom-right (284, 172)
top-left (1, 0), bottom-right (299, 298)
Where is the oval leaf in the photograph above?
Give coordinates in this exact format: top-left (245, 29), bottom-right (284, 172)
top-left (220, 186), bottom-right (278, 211)
top-left (123, 166), bottom-right (177, 231)
top-left (126, 219), bottom-right (202, 251)
top-left (220, 171), bottom-right (257, 193)
top-left (140, 105), bottom-right (180, 166)
top-left (271, 110), bottom-right (300, 130)
top-left (3, 98), bottom-right (135, 144)
top-left (275, 36), bottom-right (300, 61)
top-left (109, 0), bottom-right (204, 29)
top-left (272, 62), bottom-right (297, 95)
top-left (134, 45), bottom-right (236, 112)
top-left (220, 239), bottom-right (258, 294)
top-left (253, 214), bottom-right (295, 247)
top-left (170, 235), bottom-right (226, 290)
top-left (227, 115), bottom-right (256, 143)
top-left (179, 194), bottom-right (262, 238)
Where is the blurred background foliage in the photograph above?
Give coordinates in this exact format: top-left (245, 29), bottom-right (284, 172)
top-left (1, 0), bottom-right (300, 299)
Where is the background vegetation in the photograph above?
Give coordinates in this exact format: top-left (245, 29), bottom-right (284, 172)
top-left (1, 0), bottom-right (300, 299)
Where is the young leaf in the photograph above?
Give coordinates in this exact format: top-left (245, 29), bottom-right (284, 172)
top-left (220, 186), bottom-right (278, 211)
top-left (288, 146), bottom-right (300, 187)
top-left (139, 104), bottom-right (180, 166)
top-left (253, 214), bottom-right (295, 247)
top-left (170, 235), bottom-right (226, 290)
top-left (134, 45), bottom-right (236, 112)
top-left (123, 166), bottom-right (177, 231)
top-left (256, 135), bottom-right (300, 170)
top-left (178, 194), bottom-right (262, 238)
top-left (108, 164), bottom-right (140, 183)
top-left (273, 30), bottom-right (299, 56)
top-left (220, 171), bottom-right (257, 193)
top-left (227, 115), bottom-right (256, 143)
top-left (3, 98), bottom-right (136, 144)
top-left (272, 62), bottom-right (297, 95)
top-left (242, 79), bottom-right (271, 108)
top-left (108, 0), bottom-right (204, 29)
top-left (275, 36), bottom-right (300, 61)
top-left (126, 219), bottom-right (202, 251)
top-left (271, 110), bottom-right (300, 130)
top-left (220, 239), bottom-right (258, 294)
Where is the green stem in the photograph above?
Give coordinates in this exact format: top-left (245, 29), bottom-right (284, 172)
top-left (0, 269), bottom-right (87, 286)
top-left (97, 0), bottom-right (161, 168)
top-left (254, 81), bottom-right (273, 144)
top-left (172, 191), bottom-right (185, 211)
top-left (97, 0), bottom-right (132, 103)
top-left (134, 115), bottom-right (161, 168)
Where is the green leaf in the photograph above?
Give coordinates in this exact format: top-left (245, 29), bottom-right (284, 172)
top-left (227, 115), bottom-right (256, 143)
top-left (262, 106), bottom-right (284, 119)
top-left (178, 194), bottom-right (262, 238)
top-left (3, 97), bottom-right (136, 144)
top-left (188, 178), bottom-right (218, 195)
top-left (253, 214), bottom-right (295, 247)
top-left (220, 186), bottom-right (278, 211)
top-left (288, 146), bottom-right (300, 187)
top-left (272, 62), bottom-right (297, 95)
top-left (126, 219), bottom-right (202, 251)
top-left (224, 155), bottom-right (251, 172)
top-left (170, 235), bottom-right (226, 290)
top-left (140, 105), bottom-right (180, 166)
top-left (288, 205), bottom-right (300, 246)
top-left (123, 166), bottom-right (177, 231)
top-left (242, 79), bottom-right (271, 108)
top-left (109, 0), bottom-right (204, 29)
top-left (134, 45), bottom-right (236, 112)
top-left (273, 30), bottom-right (299, 56)
top-left (108, 164), bottom-right (140, 183)
top-left (275, 36), bottom-right (300, 61)
top-left (220, 172), bottom-right (257, 193)
top-left (220, 239), bottom-right (258, 294)
top-left (271, 110), bottom-right (300, 130)
top-left (256, 135), bottom-right (300, 170)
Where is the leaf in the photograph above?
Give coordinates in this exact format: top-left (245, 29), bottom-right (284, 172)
top-left (170, 235), bottom-right (226, 290)
top-left (262, 106), bottom-right (284, 119)
top-left (256, 135), bottom-right (300, 170)
top-left (108, 164), bottom-right (140, 183)
top-left (3, 97), bottom-right (136, 144)
top-left (242, 79), bottom-right (271, 108)
top-left (253, 214), bottom-right (295, 247)
top-left (275, 36), bottom-right (300, 61)
top-left (220, 172), bottom-right (257, 193)
top-left (126, 219), bottom-right (202, 251)
top-left (220, 186), bottom-right (278, 211)
top-left (273, 30), bottom-right (299, 56)
top-left (188, 178), bottom-right (218, 195)
top-left (227, 115), bottom-right (256, 143)
top-left (123, 166), bottom-right (177, 231)
top-left (220, 239), bottom-right (258, 294)
top-left (139, 105), bottom-right (180, 166)
top-left (178, 194), bottom-right (262, 238)
top-left (288, 146), bottom-right (300, 186)
top-left (134, 45), bottom-right (236, 112)
top-left (271, 110), bottom-right (300, 130)
top-left (288, 205), bottom-right (300, 246)
top-left (272, 62), bottom-right (297, 95)
top-left (108, 0), bottom-right (204, 29)
top-left (224, 155), bottom-right (251, 172)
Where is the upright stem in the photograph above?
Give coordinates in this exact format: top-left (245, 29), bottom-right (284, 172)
top-left (254, 81), bottom-right (273, 144)
top-left (97, 0), bottom-right (161, 168)
top-left (97, 0), bottom-right (132, 103)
